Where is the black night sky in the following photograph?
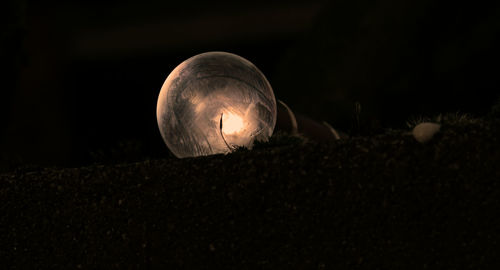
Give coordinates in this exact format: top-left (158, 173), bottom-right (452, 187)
top-left (3, 0), bottom-right (500, 168)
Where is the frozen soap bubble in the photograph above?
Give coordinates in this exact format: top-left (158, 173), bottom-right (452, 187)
top-left (157, 52), bottom-right (277, 158)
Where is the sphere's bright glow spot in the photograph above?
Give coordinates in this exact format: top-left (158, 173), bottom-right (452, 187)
top-left (222, 112), bottom-right (245, 135)
top-left (156, 52), bottom-right (277, 158)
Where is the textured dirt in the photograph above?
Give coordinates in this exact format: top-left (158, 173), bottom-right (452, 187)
top-left (1, 118), bottom-right (500, 268)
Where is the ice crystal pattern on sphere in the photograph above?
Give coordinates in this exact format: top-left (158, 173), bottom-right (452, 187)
top-left (157, 52), bottom-right (277, 158)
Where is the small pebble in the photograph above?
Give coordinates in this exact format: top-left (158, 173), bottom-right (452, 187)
top-left (412, 122), bottom-right (441, 143)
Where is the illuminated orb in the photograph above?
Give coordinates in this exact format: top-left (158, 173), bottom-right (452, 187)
top-left (157, 52), bottom-right (277, 158)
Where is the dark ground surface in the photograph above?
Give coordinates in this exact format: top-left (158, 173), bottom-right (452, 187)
top-left (2, 116), bottom-right (500, 268)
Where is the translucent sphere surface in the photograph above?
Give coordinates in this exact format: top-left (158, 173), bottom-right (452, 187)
top-left (157, 52), bottom-right (277, 158)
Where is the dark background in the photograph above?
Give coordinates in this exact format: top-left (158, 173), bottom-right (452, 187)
top-left (2, 0), bottom-right (500, 169)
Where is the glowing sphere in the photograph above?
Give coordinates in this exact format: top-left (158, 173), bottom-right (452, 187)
top-left (157, 52), bottom-right (277, 158)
